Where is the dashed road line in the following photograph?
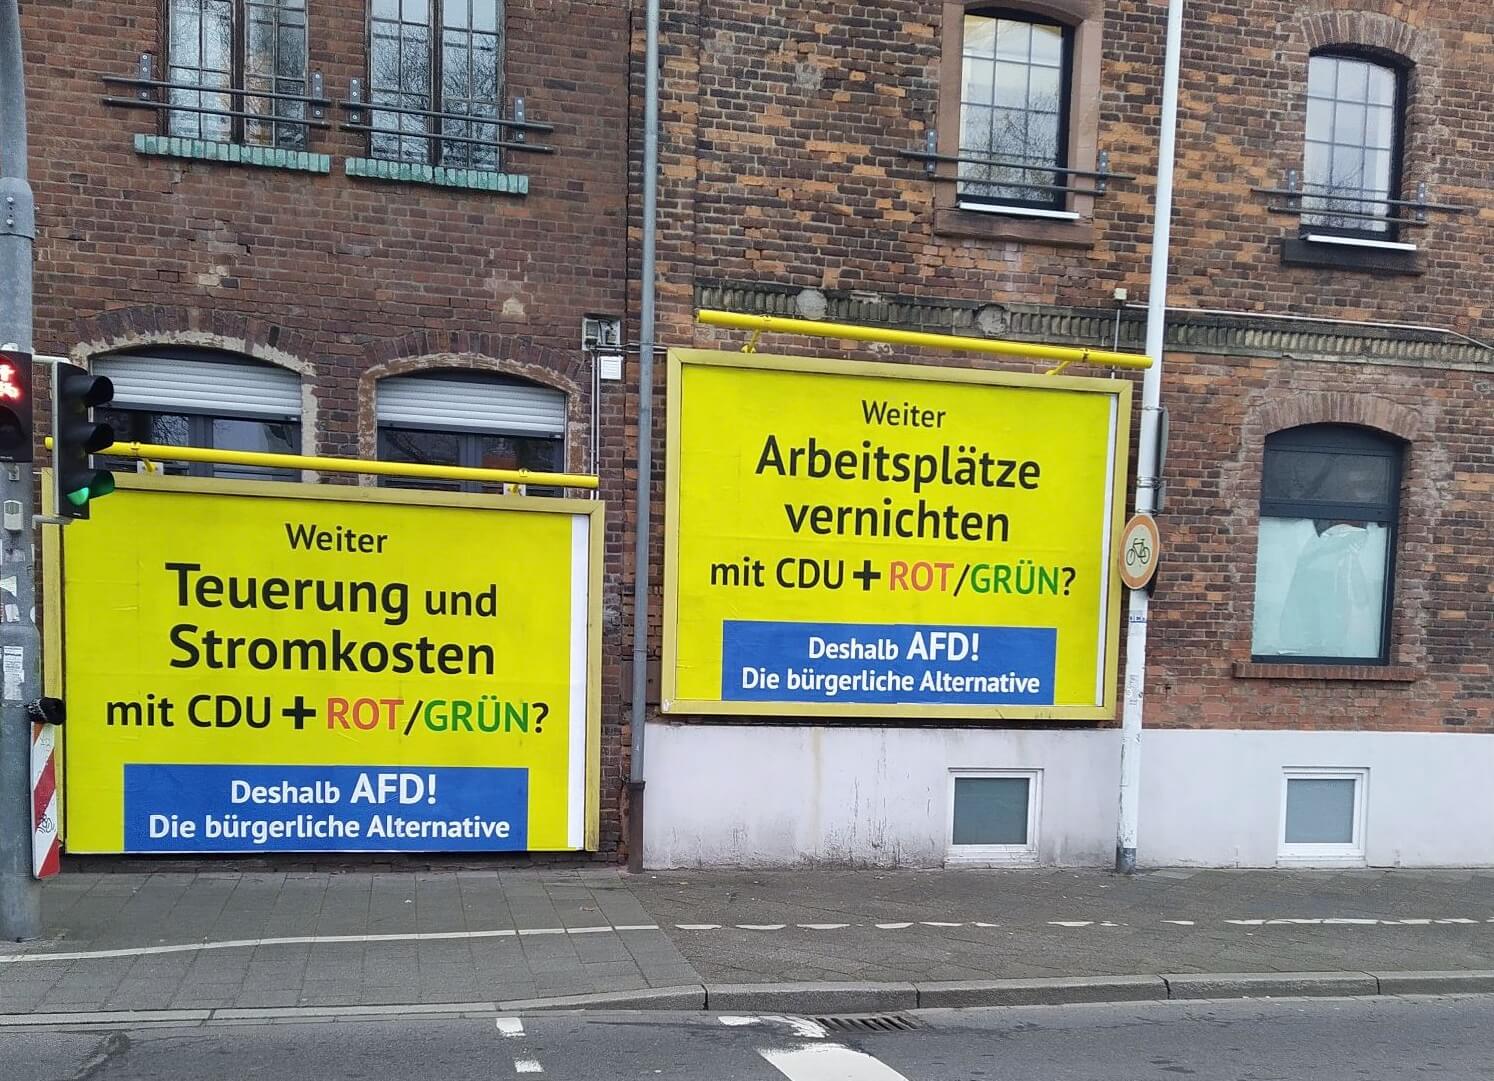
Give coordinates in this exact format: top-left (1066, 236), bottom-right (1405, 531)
top-left (495, 1017), bottom-right (524, 1038)
top-left (513, 1059), bottom-right (544, 1074)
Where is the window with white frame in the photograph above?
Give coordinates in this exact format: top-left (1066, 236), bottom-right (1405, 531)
top-left (947, 770), bottom-right (1040, 863)
top-left (93, 348), bottom-right (302, 481)
top-left (376, 370), bottom-right (564, 494)
top-left (1279, 768), bottom-right (1367, 863)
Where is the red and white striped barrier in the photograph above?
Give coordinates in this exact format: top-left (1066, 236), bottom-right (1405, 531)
top-left (31, 721), bottom-right (60, 879)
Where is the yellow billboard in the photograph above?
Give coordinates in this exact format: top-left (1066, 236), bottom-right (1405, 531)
top-left (53, 475), bottom-right (601, 854)
top-left (663, 349), bottom-right (1131, 720)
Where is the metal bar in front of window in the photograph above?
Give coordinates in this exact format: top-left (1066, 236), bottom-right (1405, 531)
top-left (1265, 205), bottom-right (1429, 226)
top-left (338, 120), bottom-right (554, 155)
top-left (898, 148), bottom-right (1138, 181)
top-left (1252, 186), bottom-right (1475, 213)
top-left (102, 75), bottom-right (332, 108)
top-left (337, 98), bottom-right (554, 134)
top-left (959, 179), bottom-right (1107, 197)
top-left (102, 96), bottom-right (331, 129)
top-left (49, 438), bottom-right (600, 491)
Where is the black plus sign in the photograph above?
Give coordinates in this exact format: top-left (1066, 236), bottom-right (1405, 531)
top-left (281, 695), bottom-right (316, 731)
top-left (851, 559), bottom-right (882, 591)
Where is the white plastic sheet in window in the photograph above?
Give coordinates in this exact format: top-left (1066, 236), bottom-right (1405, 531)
top-left (1251, 518), bottom-right (1388, 659)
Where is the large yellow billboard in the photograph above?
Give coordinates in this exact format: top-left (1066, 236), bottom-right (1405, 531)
top-left (52, 475), bottom-right (601, 854)
top-left (663, 349), bottom-right (1131, 720)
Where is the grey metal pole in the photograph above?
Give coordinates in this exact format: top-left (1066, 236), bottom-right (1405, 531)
top-left (0, 0), bottom-right (43, 938)
top-left (626, 0), bottom-right (661, 873)
top-left (1115, 0), bottom-right (1183, 876)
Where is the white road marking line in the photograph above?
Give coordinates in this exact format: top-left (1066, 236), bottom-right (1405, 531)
top-left (759, 1044), bottom-right (911, 1081)
top-left (974, 922), bottom-right (1001, 928)
top-left (921, 921), bottom-right (963, 928)
top-left (1400, 919), bottom-right (1433, 925)
top-left (764, 1015), bottom-right (828, 1039)
top-left (495, 1017), bottom-right (524, 1038)
top-left (1437, 918), bottom-right (1478, 924)
top-left (514, 1059), bottom-right (544, 1074)
top-left (1049, 921), bottom-right (1093, 928)
top-left (875, 922), bottom-right (912, 930)
top-left (1163, 920), bottom-right (1195, 926)
top-left (1226, 919), bottom-right (1266, 926)
top-left (0, 924), bottom-right (657, 964)
top-left (718, 1015), bottom-right (761, 1027)
top-left (1322, 918), bottom-right (1379, 925)
top-left (677, 924), bottom-right (721, 930)
top-left (736, 924), bottom-right (787, 931)
top-left (797, 924), bottom-right (850, 930)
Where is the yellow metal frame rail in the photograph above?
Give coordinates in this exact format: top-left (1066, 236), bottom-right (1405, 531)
top-left (44, 439), bottom-right (600, 491)
top-left (696, 309), bottom-right (1153, 374)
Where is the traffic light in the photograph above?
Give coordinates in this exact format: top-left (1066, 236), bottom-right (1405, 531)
top-left (0, 349), bottom-right (34, 463)
top-left (51, 362), bottom-right (115, 520)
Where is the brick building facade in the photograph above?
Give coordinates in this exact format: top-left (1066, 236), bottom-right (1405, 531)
top-left (635, 0), bottom-right (1494, 867)
top-left (17, 0), bottom-right (1492, 867)
top-left (19, 0), bottom-right (637, 857)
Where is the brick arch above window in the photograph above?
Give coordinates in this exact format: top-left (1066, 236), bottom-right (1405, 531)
top-left (1249, 393), bottom-right (1422, 444)
top-left (356, 348), bottom-right (586, 473)
top-left (70, 305), bottom-right (315, 378)
top-left (1300, 10), bottom-right (1432, 68)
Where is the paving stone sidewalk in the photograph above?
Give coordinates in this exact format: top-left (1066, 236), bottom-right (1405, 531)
top-left (4, 865), bottom-right (1494, 1015)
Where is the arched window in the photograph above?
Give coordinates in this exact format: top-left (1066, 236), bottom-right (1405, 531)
top-left (376, 370), bottom-right (564, 494)
top-left (93, 347), bottom-right (302, 481)
top-left (957, 8), bottom-right (1073, 210)
top-left (1251, 424), bottom-right (1402, 663)
top-left (1302, 51), bottom-right (1406, 238)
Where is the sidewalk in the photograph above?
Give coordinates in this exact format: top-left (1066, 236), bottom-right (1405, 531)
top-left (4, 866), bottom-right (1494, 1017)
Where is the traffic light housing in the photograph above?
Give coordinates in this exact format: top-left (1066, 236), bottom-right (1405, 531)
top-left (0, 349), bottom-right (34, 463)
top-left (51, 362), bottom-right (115, 520)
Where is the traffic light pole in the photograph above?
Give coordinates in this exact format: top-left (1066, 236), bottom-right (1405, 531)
top-left (0, 0), bottom-right (42, 938)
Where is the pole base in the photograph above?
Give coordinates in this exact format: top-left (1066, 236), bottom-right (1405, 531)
top-left (1115, 846), bottom-right (1137, 875)
top-left (625, 781), bottom-right (646, 874)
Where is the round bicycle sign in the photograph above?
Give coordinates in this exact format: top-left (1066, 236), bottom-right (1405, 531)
top-left (1118, 513), bottom-right (1160, 590)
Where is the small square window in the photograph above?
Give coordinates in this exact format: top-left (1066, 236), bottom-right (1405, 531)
top-left (1279, 769), bottom-right (1367, 864)
top-left (947, 770), bottom-right (1039, 864)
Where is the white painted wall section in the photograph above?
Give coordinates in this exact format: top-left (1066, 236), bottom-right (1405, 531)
top-left (644, 723), bottom-right (1494, 869)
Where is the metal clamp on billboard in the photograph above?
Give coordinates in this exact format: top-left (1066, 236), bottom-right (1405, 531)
top-left (50, 474), bottom-right (601, 854)
top-left (662, 349), bottom-right (1132, 721)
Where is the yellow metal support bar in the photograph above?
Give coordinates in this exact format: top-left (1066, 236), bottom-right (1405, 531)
top-left (44, 439), bottom-right (600, 490)
top-left (696, 309), bottom-right (1153, 371)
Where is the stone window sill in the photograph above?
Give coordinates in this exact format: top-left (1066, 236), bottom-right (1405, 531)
top-left (1233, 660), bottom-right (1420, 682)
top-left (1280, 236), bottom-right (1422, 275)
top-left (933, 208), bottom-right (1094, 249)
top-left (345, 157), bottom-right (528, 195)
top-left (135, 134), bottom-right (330, 174)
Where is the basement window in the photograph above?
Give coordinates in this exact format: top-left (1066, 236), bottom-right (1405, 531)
top-left (947, 770), bottom-right (1040, 864)
top-left (1279, 769), bottom-right (1367, 864)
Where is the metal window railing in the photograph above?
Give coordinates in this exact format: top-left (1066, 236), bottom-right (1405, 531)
top-left (900, 130), bottom-right (1136, 198)
top-left (340, 80), bottom-right (555, 168)
top-left (102, 53), bottom-right (331, 142)
top-left (1254, 170), bottom-right (1476, 228)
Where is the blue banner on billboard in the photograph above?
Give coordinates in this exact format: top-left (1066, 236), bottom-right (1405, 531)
top-left (122, 763), bottom-right (528, 852)
top-left (720, 620), bottom-right (1057, 705)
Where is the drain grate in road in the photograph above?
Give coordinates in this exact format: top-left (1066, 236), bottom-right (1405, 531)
top-left (812, 1014), bottom-right (921, 1033)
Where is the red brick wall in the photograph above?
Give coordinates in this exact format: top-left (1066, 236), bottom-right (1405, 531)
top-left (631, 0), bottom-right (1494, 748)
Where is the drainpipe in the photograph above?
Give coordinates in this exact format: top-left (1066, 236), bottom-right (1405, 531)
top-left (627, 0), bottom-right (661, 873)
top-left (1115, 0), bottom-right (1183, 875)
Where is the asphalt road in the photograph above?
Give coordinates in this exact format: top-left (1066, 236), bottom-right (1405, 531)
top-left (10, 995), bottom-right (1494, 1080)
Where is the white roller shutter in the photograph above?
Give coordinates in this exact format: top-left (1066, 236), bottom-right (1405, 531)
top-left (94, 354), bottom-right (301, 419)
top-left (377, 375), bottom-right (566, 436)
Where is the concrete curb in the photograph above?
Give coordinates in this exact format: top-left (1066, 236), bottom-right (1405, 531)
top-left (6, 970), bottom-right (1494, 1026)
